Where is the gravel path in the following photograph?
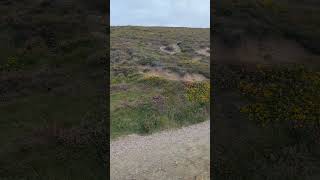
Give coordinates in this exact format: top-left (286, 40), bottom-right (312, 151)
top-left (110, 121), bottom-right (210, 180)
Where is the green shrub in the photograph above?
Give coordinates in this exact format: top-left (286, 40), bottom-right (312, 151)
top-left (1, 56), bottom-right (22, 71)
top-left (239, 65), bottom-right (320, 143)
top-left (140, 114), bottom-right (159, 134)
top-left (185, 81), bottom-right (210, 105)
top-left (140, 76), bottom-right (170, 87)
top-left (111, 72), bottom-right (142, 84)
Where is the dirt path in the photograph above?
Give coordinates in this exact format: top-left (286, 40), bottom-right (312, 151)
top-left (110, 121), bottom-right (210, 180)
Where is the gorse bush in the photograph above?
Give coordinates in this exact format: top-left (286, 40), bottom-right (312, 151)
top-left (0, 56), bottom-right (21, 71)
top-left (185, 81), bottom-right (210, 105)
top-left (239, 65), bottom-right (320, 144)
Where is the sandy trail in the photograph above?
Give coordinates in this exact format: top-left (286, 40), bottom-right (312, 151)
top-left (110, 121), bottom-right (210, 180)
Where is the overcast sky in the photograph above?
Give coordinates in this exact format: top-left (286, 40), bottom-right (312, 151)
top-left (111, 0), bottom-right (210, 28)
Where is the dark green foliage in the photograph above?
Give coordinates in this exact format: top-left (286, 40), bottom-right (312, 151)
top-left (0, 1), bottom-right (107, 179)
top-left (240, 65), bottom-right (320, 144)
top-left (215, 0), bottom-right (320, 53)
top-left (213, 63), bottom-right (320, 180)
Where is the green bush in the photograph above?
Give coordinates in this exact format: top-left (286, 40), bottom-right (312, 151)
top-left (1, 56), bottom-right (22, 71)
top-left (140, 76), bottom-right (170, 87)
top-left (140, 114), bottom-right (159, 134)
top-left (239, 65), bottom-right (320, 144)
top-left (185, 81), bottom-right (210, 105)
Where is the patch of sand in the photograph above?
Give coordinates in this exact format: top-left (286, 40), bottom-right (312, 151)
top-left (139, 66), bottom-right (207, 82)
top-left (192, 56), bottom-right (202, 63)
top-left (196, 47), bottom-right (210, 57)
top-left (160, 43), bottom-right (181, 55)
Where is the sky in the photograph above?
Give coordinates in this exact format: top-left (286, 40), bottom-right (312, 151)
top-left (111, 0), bottom-right (210, 28)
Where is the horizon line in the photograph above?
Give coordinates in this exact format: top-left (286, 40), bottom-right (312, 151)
top-left (110, 25), bottom-right (210, 29)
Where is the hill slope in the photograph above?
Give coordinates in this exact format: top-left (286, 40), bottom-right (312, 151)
top-left (213, 0), bottom-right (320, 66)
top-left (0, 1), bottom-right (107, 179)
top-left (213, 0), bottom-right (320, 179)
top-left (110, 26), bottom-right (210, 138)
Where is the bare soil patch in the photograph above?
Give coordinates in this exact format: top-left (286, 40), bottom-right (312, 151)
top-left (111, 121), bottom-right (210, 180)
top-left (196, 47), bottom-right (210, 57)
top-left (139, 66), bottom-right (207, 82)
top-left (160, 43), bottom-right (181, 55)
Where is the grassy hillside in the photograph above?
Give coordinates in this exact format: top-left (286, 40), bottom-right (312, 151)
top-left (214, 0), bottom-right (320, 54)
top-left (0, 1), bottom-right (107, 179)
top-left (110, 26), bottom-right (210, 139)
top-left (213, 0), bottom-right (320, 179)
top-left (213, 63), bottom-right (320, 179)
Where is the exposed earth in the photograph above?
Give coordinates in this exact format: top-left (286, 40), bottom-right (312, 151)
top-left (111, 121), bottom-right (210, 180)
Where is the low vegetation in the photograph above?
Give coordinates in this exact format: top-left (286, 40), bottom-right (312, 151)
top-left (0, 1), bottom-right (107, 179)
top-left (240, 65), bottom-right (320, 134)
top-left (214, 0), bottom-right (320, 178)
top-left (111, 26), bottom-right (210, 139)
top-left (213, 63), bottom-right (320, 179)
top-left (214, 0), bottom-right (320, 54)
